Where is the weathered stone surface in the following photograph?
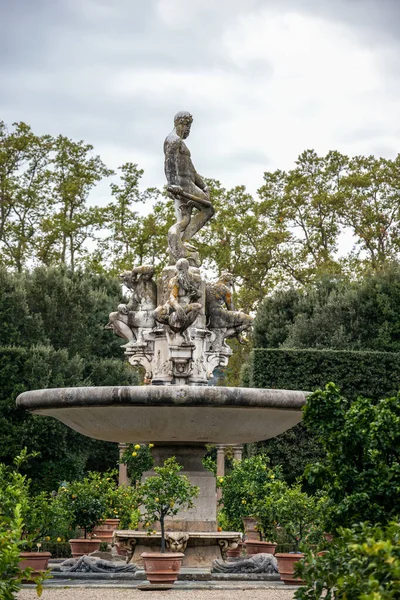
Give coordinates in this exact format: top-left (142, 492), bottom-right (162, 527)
top-left (59, 555), bottom-right (137, 573)
top-left (113, 531), bottom-right (242, 568)
top-left (212, 553), bottom-right (279, 574)
top-left (164, 111), bottom-right (214, 259)
top-left (16, 385), bottom-right (307, 443)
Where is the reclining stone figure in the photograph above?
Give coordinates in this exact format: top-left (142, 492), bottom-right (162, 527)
top-left (206, 271), bottom-right (253, 349)
top-left (106, 265), bottom-right (157, 346)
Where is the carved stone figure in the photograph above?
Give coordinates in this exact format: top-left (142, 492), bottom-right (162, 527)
top-left (164, 111), bottom-right (214, 262)
top-left (206, 272), bottom-right (253, 348)
top-left (60, 555), bottom-right (137, 573)
top-left (212, 553), bottom-right (279, 574)
top-left (153, 258), bottom-right (202, 335)
top-left (165, 532), bottom-right (190, 553)
top-left (107, 265), bottom-right (157, 346)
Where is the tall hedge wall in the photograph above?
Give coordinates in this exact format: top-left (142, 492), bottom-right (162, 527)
top-left (250, 348), bottom-right (400, 400)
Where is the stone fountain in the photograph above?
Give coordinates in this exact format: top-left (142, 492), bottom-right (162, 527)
top-left (16, 111), bottom-right (307, 568)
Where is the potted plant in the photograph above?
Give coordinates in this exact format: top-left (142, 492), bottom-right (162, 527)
top-left (265, 483), bottom-right (325, 585)
top-left (217, 455), bottom-right (282, 549)
top-left (0, 450), bottom-right (54, 589)
top-left (140, 456), bottom-right (199, 585)
top-left (59, 476), bottom-right (107, 557)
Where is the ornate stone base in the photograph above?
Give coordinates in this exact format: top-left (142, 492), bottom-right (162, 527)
top-left (113, 531), bottom-right (242, 568)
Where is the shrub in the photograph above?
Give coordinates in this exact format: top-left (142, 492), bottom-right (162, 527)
top-left (303, 384), bottom-right (400, 531)
top-left (217, 455), bottom-right (282, 533)
top-left (295, 522), bottom-right (400, 600)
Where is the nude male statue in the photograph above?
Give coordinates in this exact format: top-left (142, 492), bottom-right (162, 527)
top-left (153, 258), bottom-right (202, 335)
top-left (107, 265), bottom-right (157, 345)
top-left (164, 111), bottom-right (215, 244)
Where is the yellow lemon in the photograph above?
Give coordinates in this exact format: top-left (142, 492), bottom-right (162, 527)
top-left (134, 444), bottom-right (141, 450)
top-left (149, 443), bottom-right (154, 448)
top-left (218, 477), bottom-right (224, 483)
top-left (132, 452), bottom-right (137, 457)
top-left (145, 522), bottom-right (150, 527)
top-left (45, 536), bottom-right (50, 541)
top-left (57, 537), bottom-right (62, 542)
top-left (155, 497), bottom-right (159, 502)
top-left (241, 499), bottom-right (247, 505)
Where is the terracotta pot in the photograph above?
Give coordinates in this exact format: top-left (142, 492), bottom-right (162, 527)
top-left (92, 518), bottom-right (120, 543)
top-left (276, 552), bottom-right (305, 585)
top-left (19, 552), bottom-right (51, 578)
top-left (141, 552), bottom-right (184, 585)
top-left (242, 517), bottom-right (260, 541)
top-left (245, 540), bottom-right (277, 555)
top-left (69, 538), bottom-right (101, 558)
top-left (226, 542), bottom-right (244, 558)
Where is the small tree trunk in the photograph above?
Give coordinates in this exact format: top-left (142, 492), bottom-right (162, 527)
top-left (160, 513), bottom-right (165, 553)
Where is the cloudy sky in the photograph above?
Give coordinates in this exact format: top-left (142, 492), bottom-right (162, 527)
top-left (1, 0), bottom-right (400, 200)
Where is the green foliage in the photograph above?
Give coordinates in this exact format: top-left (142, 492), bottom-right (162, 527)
top-left (120, 443), bottom-right (155, 485)
top-left (218, 455), bottom-right (282, 532)
top-left (81, 470), bottom-right (141, 529)
top-left (58, 476), bottom-right (107, 539)
top-left (259, 480), bottom-right (326, 551)
top-left (0, 450), bottom-right (70, 550)
top-left (140, 457), bottom-right (199, 552)
top-left (295, 522), bottom-right (400, 600)
top-left (0, 266), bottom-right (140, 491)
top-left (40, 541), bottom-right (72, 558)
top-left (250, 348), bottom-right (400, 403)
top-left (0, 504), bottom-right (48, 599)
top-left (303, 383), bottom-right (400, 531)
top-left (254, 265), bottom-right (400, 353)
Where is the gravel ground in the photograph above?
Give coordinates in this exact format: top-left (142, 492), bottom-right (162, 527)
top-left (18, 588), bottom-right (296, 600)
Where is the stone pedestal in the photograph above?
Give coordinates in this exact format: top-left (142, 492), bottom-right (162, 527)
top-left (144, 444), bottom-right (216, 532)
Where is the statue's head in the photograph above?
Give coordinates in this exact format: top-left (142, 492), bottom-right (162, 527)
top-left (220, 271), bottom-right (234, 286)
top-left (174, 111), bottom-right (193, 139)
top-left (176, 258), bottom-right (190, 273)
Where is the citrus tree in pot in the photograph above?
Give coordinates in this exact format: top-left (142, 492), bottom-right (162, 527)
top-left (58, 476), bottom-right (107, 557)
top-left (263, 481), bottom-right (325, 585)
top-left (217, 455), bottom-right (282, 554)
top-left (140, 456), bottom-right (199, 585)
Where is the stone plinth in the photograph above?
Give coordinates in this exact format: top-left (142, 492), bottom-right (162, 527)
top-left (113, 531), bottom-right (242, 568)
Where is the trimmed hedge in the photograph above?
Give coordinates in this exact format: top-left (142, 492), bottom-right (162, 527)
top-left (0, 345), bottom-right (138, 491)
top-left (250, 348), bottom-right (400, 400)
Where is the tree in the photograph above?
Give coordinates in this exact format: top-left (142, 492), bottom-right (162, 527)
top-left (37, 135), bottom-right (113, 270)
top-left (97, 163), bottom-right (163, 273)
top-left (303, 383), bottom-right (400, 530)
top-left (338, 154), bottom-right (400, 267)
top-left (0, 121), bottom-right (53, 271)
top-left (197, 180), bottom-right (289, 312)
top-left (140, 457), bottom-right (199, 552)
top-left (258, 150), bottom-right (346, 284)
top-left (253, 264), bottom-right (400, 353)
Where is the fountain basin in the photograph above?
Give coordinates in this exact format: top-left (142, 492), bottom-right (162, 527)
top-left (16, 385), bottom-right (307, 444)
